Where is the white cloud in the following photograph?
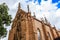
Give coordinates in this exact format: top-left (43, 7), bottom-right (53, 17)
top-left (55, 8), bottom-right (60, 17)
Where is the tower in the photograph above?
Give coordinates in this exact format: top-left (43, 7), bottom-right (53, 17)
top-left (8, 3), bottom-right (36, 40)
top-left (8, 3), bottom-right (27, 40)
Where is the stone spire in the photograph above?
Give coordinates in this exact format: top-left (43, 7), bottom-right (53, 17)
top-left (44, 17), bottom-right (48, 23)
top-left (33, 12), bottom-right (36, 18)
top-left (27, 5), bottom-right (29, 12)
top-left (27, 5), bottom-right (31, 17)
top-left (18, 3), bottom-right (21, 10)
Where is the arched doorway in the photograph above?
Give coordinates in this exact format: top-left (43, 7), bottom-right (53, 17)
top-left (37, 28), bottom-right (41, 40)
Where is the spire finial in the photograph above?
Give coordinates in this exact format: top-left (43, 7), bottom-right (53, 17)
top-left (18, 3), bottom-right (21, 9)
top-left (27, 5), bottom-right (29, 12)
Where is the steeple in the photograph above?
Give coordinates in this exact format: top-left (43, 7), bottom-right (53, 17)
top-left (27, 5), bottom-right (29, 12)
top-left (18, 3), bottom-right (21, 10)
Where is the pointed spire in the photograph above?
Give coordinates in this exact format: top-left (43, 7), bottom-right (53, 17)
top-left (44, 17), bottom-right (48, 23)
top-left (27, 5), bottom-right (29, 12)
top-left (33, 12), bottom-right (36, 18)
top-left (18, 3), bottom-right (21, 10)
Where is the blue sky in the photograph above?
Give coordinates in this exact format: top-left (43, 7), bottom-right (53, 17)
top-left (26, 0), bottom-right (60, 8)
top-left (0, 0), bottom-right (60, 40)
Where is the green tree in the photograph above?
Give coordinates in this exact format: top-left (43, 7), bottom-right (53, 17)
top-left (0, 3), bottom-right (12, 38)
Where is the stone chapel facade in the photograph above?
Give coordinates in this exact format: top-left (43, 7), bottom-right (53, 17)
top-left (8, 3), bottom-right (60, 40)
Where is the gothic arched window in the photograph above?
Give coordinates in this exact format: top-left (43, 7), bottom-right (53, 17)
top-left (37, 28), bottom-right (41, 40)
top-left (48, 32), bottom-right (50, 37)
top-left (47, 32), bottom-right (51, 40)
top-left (14, 33), bottom-right (18, 40)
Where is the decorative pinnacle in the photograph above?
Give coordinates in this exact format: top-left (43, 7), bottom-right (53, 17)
top-left (44, 17), bottom-right (48, 23)
top-left (33, 12), bottom-right (36, 18)
top-left (18, 3), bottom-right (21, 9)
top-left (27, 5), bottom-right (29, 12)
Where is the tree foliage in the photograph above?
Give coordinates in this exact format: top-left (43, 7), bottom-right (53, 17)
top-left (0, 3), bottom-right (12, 38)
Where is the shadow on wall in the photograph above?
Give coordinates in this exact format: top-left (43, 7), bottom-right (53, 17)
top-left (54, 37), bottom-right (60, 40)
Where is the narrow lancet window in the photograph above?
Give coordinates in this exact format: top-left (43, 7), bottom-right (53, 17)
top-left (37, 28), bottom-right (40, 40)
